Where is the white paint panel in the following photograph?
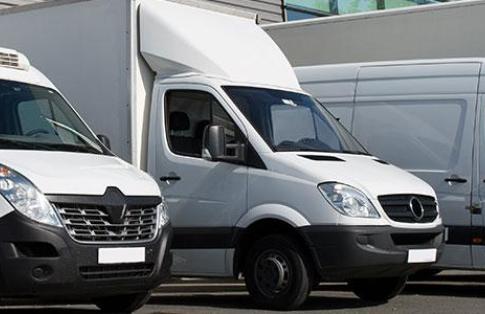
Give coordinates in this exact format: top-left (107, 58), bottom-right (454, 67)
top-left (0, 150), bottom-right (161, 196)
top-left (140, 0), bottom-right (299, 90)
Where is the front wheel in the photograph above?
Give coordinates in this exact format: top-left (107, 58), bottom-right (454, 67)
top-left (94, 291), bottom-right (152, 313)
top-left (348, 276), bottom-right (407, 302)
top-left (244, 234), bottom-right (312, 310)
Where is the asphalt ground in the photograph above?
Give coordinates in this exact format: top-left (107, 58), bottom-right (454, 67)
top-left (1, 271), bottom-right (485, 313)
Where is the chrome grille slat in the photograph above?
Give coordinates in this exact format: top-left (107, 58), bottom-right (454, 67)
top-left (378, 194), bottom-right (438, 223)
top-left (54, 204), bottom-right (158, 243)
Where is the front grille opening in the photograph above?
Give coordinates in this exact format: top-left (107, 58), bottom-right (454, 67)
top-left (14, 242), bottom-right (59, 258)
top-left (54, 204), bottom-right (158, 243)
top-left (378, 194), bottom-right (438, 223)
top-left (79, 263), bottom-right (154, 280)
top-left (391, 233), bottom-right (440, 246)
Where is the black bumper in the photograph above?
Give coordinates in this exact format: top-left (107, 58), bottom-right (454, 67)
top-left (299, 224), bottom-right (444, 281)
top-left (0, 211), bottom-right (172, 299)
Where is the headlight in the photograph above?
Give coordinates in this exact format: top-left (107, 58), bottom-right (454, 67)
top-left (157, 197), bottom-right (170, 228)
top-left (318, 182), bottom-right (380, 218)
top-left (0, 164), bottom-right (62, 227)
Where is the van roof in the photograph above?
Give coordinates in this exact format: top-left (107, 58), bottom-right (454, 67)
top-left (0, 47), bottom-right (56, 89)
top-left (295, 58), bottom-right (485, 83)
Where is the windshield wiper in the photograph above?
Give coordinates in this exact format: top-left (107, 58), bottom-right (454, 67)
top-left (45, 118), bottom-right (103, 154)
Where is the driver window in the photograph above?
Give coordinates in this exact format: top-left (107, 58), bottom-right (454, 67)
top-left (166, 90), bottom-right (242, 158)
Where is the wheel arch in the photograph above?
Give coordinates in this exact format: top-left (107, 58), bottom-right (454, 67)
top-left (233, 216), bottom-right (317, 279)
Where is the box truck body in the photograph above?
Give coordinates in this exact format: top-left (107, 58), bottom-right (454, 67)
top-left (0, 0), bottom-right (444, 309)
top-left (264, 0), bottom-right (485, 67)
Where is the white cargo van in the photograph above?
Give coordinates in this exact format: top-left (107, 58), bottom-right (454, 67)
top-left (0, 0), bottom-right (443, 309)
top-left (296, 58), bottom-right (485, 273)
top-left (0, 47), bottom-right (172, 312)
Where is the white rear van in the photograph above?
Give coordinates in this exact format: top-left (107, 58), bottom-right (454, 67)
top-left (296, 58), bottom-right (485, 271)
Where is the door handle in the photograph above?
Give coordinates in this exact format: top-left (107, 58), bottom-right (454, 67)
top-left (160, 176), bottom-right (181, 182)
top-left (444, 175), bottom-right (467, 183)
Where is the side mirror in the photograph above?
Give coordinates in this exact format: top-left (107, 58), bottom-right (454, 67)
top-left (202, 125), bottom-right (226, 161)
top-left (97, 134), bottom-right (111, 150)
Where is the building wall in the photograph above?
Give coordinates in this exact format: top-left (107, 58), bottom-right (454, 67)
top-left (205, 0), bottom-right (284, 23)
top-left (264, 0), bottom-right (485, 67)
top-left (0, 0), bottom-right (285, 23)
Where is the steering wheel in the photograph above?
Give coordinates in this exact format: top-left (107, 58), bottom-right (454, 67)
top-left (25, 129), bottom-right (50, 137)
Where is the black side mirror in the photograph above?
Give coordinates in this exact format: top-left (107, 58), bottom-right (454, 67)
top-left (97, 134), bottom-right (111, 150)
top-left (202, 125), bottom-right (226, 161)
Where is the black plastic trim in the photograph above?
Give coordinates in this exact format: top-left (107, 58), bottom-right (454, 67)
top-left (299, 155), bottom-right (345, 161)
top-left (0, 210), bottom-right (172, 298)
top-left (446, 225), bottom-right (485, 245)
top-left (46, 187), bottom-right (162, 207)
top-left (298, 224), bottom-right (444, 280)
top-left (172, 227), bottom-right (240, 249)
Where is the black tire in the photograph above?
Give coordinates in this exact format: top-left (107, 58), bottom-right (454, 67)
top-left (94, 291), bottom-right (152, 313)
top-left (348, 276), bottom-right (407, 302)
top-left (244, 234), bottom-right (312, 310)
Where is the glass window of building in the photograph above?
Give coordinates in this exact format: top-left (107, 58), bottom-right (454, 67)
top-left (284, 0), bottom-right (452, 21)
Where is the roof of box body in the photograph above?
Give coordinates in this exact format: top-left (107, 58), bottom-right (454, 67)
top-left (140, 0), bottom-right (300, 90)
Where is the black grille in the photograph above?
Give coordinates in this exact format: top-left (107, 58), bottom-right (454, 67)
top-left (55, 205), bottom-right (158, 243)
top-left (79, 263), bottom-right (154, 280)
top-left (378, 195), bottom-right (438, 223)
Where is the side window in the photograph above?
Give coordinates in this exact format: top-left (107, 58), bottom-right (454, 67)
top-left (166, 90), bottom-right (242, 158)
top-left (353, 100), bottom-right (466, 170)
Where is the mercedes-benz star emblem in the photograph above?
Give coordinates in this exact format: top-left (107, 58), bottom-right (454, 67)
top-left (409, 197), bottom-right (425, 221)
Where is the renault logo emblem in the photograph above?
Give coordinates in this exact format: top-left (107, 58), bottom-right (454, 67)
top-left (409, 197), bottom-right (425, 221)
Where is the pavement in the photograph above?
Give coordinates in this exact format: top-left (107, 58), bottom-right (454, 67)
top-left (2, 271), bottom-right (485, 313)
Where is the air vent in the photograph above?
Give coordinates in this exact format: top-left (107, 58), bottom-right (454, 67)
top-left (299, 155), bottom-right (345, 161)
top-left (0, 52), bottom-right (20, 69)
top-left (374, 159), bottom-right (389, 165)
top-left (0, 48), bottom-right (30, 71)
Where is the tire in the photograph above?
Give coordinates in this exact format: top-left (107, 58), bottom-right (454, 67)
top-left (94, 291), bottom-right (152, 313)
top-left (348, 276), bottom-right (407, 302)
top-left (244, 234), bottom-right (312, 310)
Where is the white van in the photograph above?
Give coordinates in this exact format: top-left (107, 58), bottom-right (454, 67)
top-left (0, 47), bottom-right (172, 313)
top-left (0, 0), bottom-right (443, 309)
top-left (296, 58), bottom-right (485, 273)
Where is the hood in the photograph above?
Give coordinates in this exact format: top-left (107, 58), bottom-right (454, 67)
top-left (0, 151), bottom-right (160, 197)
top-left (271, 152), bottom-right (436, 199)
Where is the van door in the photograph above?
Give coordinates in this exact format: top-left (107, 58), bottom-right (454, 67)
top-left (353, 63), bottom-right (481, 268)
top-left (153, 85), bottom-right (248, 276)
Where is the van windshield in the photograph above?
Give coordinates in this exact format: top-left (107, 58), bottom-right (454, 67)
top-left (223, 86), bottom-right (368, 155)
top-left (0, 80), bottom-right (105, 155)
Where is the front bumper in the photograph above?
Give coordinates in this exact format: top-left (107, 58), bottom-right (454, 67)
top-left (0, 211), bottom-right (172, 299)
top-left (299, 224), bottom-right (444, 281)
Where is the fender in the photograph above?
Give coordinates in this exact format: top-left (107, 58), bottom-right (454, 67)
top-left (236, 203), bottom-right (310, 228)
